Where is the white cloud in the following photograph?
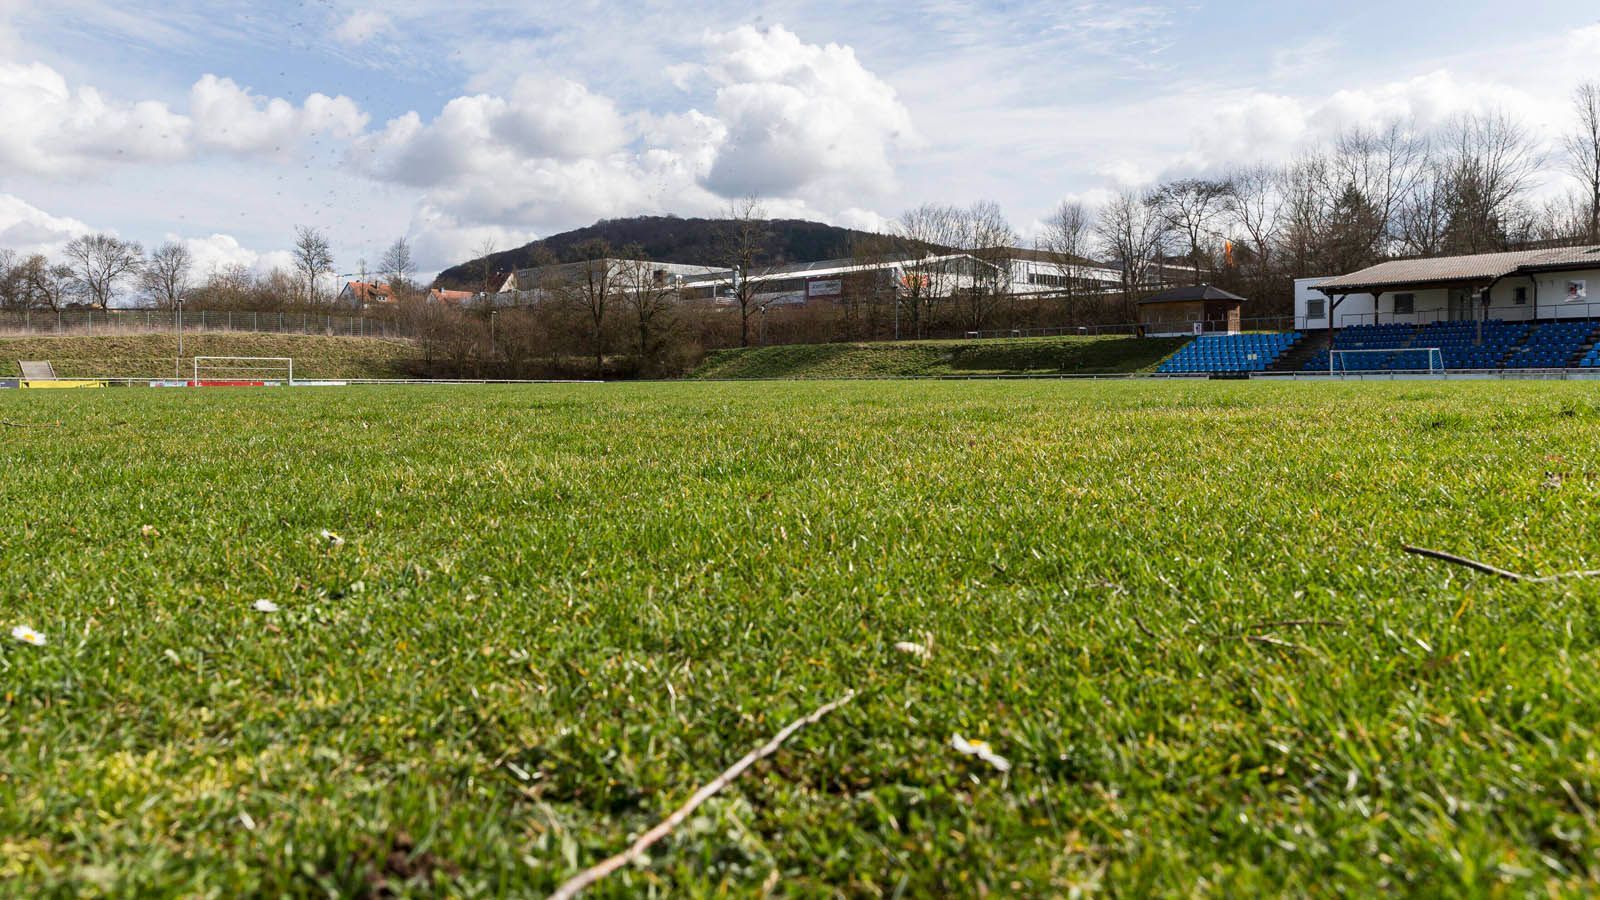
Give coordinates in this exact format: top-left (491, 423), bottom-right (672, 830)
top-left (698, 25), bottom-right (916, 199)
top-left (354, 76), bottom-right (629, 192)
top-left (334, 9), bottom-right (393, 45)
top-left (353, 24), bottom-right (912, 249)
top-left (0, 193), bottom-right (92, 256)
top-left (0, 60), bottom-right (366, 176)
top-left (189, 74), bottom-right (367, 156)
top-left (0, 61), bottom-right (191, 175)
top-left (176, 232), bottom-right (298, 277)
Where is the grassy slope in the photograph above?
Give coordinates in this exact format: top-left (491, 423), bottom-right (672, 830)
top-left (4, 382), bottom-right (1600, 894)
top-left (691, 334), bottom-right (1188, 379)
top-left (0, 332), bottom-right (419, 380)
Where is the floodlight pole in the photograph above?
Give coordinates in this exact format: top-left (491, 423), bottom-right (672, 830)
top-left (176, 298), bottom-right (184, 380)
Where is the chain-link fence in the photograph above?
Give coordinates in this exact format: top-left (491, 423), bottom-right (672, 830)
top-left (0, 308), bottom-right (414, 339)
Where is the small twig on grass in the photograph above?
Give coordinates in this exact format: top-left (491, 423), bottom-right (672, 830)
top-left (1131, 614), bottom-right (1158, 640)
top-left (1249, 619), bottom-right (1347, 631)
top-left (1244, 634), bottom-right (1303, 651)
top-left (547, 691), bottom-right (856, 900)
top-left (2, 420), bottom-right (60, 428)
top-left (1404, 545), bottom-right (1600, 584)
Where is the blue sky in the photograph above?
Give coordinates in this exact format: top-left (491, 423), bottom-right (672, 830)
top-left (2, 0), bottom-right (1598, 278)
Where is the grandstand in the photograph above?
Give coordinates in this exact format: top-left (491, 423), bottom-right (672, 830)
top-left (1154, 318), bottom-right (1600, 375)
top-left (1157, 332), bottom-right (1302, 374)
top-left (1297, 320), bottom-right (1600, 372)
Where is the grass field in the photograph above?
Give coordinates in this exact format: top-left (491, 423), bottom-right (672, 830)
top-left (0, 332), bottom-right (420, 380)
top-left (5, 380), bottom-right (1600, 895)
top-left (691, 334), bottom-right (1187, 379)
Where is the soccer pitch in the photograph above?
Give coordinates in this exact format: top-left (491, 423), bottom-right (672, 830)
top-left (5, 380), bottom-right (1600, 895)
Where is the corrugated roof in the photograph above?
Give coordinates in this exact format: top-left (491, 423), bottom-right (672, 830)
top-left (1318, 245), bottom-right (1600, 293)
top-left (1138, 284), bottom-right (1247, 305)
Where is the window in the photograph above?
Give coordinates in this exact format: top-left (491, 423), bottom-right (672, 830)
top-left (1028, 272), bottom-right (1069, 287)
top-left (1393, 293), bottom-right (1415, 315)
top-left (1307, 298), bottom-right (1326, 320)
top-left (1513, 286), bottom-right (1528, 305)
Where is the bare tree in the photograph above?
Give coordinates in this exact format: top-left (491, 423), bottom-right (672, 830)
top-left (380, 237), bottom-right (417, 295)
top-left (1532, 191), bottom-right (1595, 245)
top-left (17, 254), bottom-right (76, 310)
top-left (953, 200), bottom-right (1017, 331)
top-left (1437, 111), bottom-right (1541, 253)
top-left (1394, 159), bottom-right (1452, 257)
top-left (615, 249), bottom-right (678, 372)
top-left (720, 197), bottom-right (770, 347)
top-left (1330, 121), bottom-right (1429, 258)
top-left (473, 237), bottom-right (500, 298)
top-left (1095, 189), bottom-right (1170, 320)
top-left (1221, 164), bottom-right (1284, 293)
top-left (141, 241), bottom-right (192, 310)
top-left (63, 233), bottom-right (144, 310)
top-left (548, 239), bottom-right (621, 377)
top-left (0, 249), bottom-right (21, 310)
top-left (292, 226), bottom-right (334, 305)
top-left (894, 202), bottom-right (962, 338)
top-left (1149, 178), bottom-right (1231, 284)
top-left (1038, 200), bottom-right (1094, 316)
top-left (1565, 82), bottom-right (1600, 243)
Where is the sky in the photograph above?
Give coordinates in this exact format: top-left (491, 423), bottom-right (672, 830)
top-left (2, 0), bottom-right (1598, 281)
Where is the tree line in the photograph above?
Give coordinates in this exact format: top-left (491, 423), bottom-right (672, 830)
top-left (1050, 85), bottom-right (1600, 319)
top-left (0, 226), bottom-right (400, 313)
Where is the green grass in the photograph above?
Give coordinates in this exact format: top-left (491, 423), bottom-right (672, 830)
top-left (4, 380), bottom-right (1600, 895)
top-left (0, 332), bottom-right (420, 380)
top-left (691, 334), bottom-right (1187, 379)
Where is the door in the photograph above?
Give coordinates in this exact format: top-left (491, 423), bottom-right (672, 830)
top-left (1448, 288), bottom-right (1474, 322)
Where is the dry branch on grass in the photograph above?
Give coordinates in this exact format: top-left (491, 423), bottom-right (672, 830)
top-left (548, 691), bottom-right (856, 900)
top-left (1404, 545), bottom-right (1600, 584)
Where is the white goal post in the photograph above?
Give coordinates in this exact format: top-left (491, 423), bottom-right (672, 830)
top-left (192, 356), bottom-right (294, 385)
top-left (1329, 347), bottom-right (1444, 375)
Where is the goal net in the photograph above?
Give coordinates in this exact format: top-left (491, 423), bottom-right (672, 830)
top-left (1329, 347), bottom-right (1444, 375)
top-left (192, 356), bottom-right (294, 386)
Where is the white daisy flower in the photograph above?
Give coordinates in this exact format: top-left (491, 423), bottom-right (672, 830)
top-left (894, 641), bottom-right (931, 659)
top-left (253, 600), bottom-right (280, 613)
top-left (951, 733), bottom-right (1011, 772)
top-left (11, 625), bottom-right (46, 646)
top-left (320, 530), bottom-right (345, 547)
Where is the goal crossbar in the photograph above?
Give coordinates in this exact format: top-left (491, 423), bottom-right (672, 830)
top-left (192, 356), bottom-right (294, 385)
top-left (1329, 347), bottom-right (1444, 375)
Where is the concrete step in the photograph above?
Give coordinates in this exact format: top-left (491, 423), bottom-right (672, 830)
top-left (18, 361), bottom-right (56, 381)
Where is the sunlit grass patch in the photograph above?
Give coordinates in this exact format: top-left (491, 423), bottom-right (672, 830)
top-left (3, 380), bottom-right (1600, 894)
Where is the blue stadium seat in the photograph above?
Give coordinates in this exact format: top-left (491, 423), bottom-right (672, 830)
top-left (1158, 332), bottom-right (1303, 375)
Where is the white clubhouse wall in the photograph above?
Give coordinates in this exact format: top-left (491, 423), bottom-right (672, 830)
top-left (1295, 269), bottom-right (1600, 330)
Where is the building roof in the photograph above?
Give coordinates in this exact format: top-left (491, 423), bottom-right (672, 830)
top-left (1137, 284), bottom-right (1247, 305)
top-left (341, 281), bottom-right (396, 303)
top-left (428, 288), bottom-right (475, 304)
top-left (1317, 245), bottom-right (1600, 294)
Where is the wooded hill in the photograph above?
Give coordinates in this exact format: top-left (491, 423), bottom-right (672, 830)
top-left (433, 216), bottom-right (887, 288)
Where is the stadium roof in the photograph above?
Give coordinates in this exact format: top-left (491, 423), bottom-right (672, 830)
top-left (1317, 245), bottom-right (1600, 294)
top-left (1137, 284), bottom-right (1246, 305)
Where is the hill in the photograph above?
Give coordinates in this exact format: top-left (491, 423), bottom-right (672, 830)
top-left (434, 216), bottom-right (888, 288)
top-left (0, 332), bottom-right (420, 380)
top-left (690, 335), bottom-right (1188, 379)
